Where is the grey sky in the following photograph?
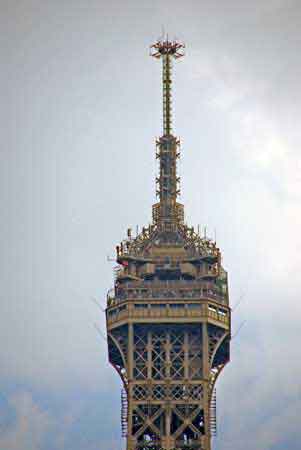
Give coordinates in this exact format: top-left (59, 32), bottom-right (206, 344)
top-left (1, 0), bottom-right (300, 449)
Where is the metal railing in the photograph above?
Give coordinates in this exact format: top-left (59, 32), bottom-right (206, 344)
top-left (107, 281), bottom-right (227, 306)
top-left (106, 301), bottom-right (230, 327)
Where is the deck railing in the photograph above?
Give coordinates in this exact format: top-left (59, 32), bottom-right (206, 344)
top-left (107, 280), bottom-right (227, 306)
top-left (106, 301), bottom-right (230, 327)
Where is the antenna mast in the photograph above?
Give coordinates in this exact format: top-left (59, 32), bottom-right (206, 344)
top-left (150, 38), bottom-right (185, 231)
top-left (150, 37), bottom-right (184, 136)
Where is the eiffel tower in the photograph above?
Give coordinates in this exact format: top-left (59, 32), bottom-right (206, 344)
top-left (106, 38), bottom-right (231, 450)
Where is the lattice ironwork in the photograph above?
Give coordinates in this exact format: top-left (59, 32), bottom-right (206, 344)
top-left (170, 329), bottom-right (185, 379)
top-left (132, 404), bottom-right (164, 439)
top-left (208, 324), bottom-right (226, 365)
top-left (108, 332), bottom-right (128, 387)
top-left (188, 328), bottom-right (203, 380)
top-left (171, 404), bottom-right (204, 439)
top-left (108, 322), bottom-right (229, 448)
top-left (134, 329), bottom-right (148, 380)
top-left (132, 383), bottom-right (204, 403)
top-left (133, 385), bottom-right (149, 401)
top-left (153, 384), bottom-right (165, 400)
top-left (111, 325), bottom-right (128, 363)
top-left (189, 384), bottom-right (204, 401)
top-left (212, 334), bottom-right (230, 369)
top-left (151, 330), bottom-right (167, 380)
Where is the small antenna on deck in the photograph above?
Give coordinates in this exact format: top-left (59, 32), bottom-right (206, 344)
top-left (159, 25), bottom-right (165, 41)
top-left (94, 323), bottom-right (107, 342)
top-left (90, 296), bottom-right (105, 312)
top-left (232, 320), bottom-right (246, 340)
top-left (233, 293), bottom-right (246, 312)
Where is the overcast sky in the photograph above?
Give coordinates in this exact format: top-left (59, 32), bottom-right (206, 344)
top-left (1, 1), bottom-right (301, 449)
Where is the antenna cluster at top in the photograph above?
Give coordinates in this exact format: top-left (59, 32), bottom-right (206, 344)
top-left (150, 37), bottom-right (185, 59)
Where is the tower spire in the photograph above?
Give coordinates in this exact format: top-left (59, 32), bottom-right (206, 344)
top-left (150, 38), bottom-right (185, 231)
top-left (151, 38), bottom-right (185, 136)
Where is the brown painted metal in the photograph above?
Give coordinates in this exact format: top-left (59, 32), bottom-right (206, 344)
top-left (106, 39), bottom-right (231, 450)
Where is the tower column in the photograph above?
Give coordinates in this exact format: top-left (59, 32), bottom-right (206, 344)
top-left (127, 324), bottom-right (134, 450)
top-left (203, 322), bottom-right (211, 449)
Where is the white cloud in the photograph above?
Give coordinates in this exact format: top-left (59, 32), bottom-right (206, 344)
top-left (0, 392), bottom-right (53, 450)
top-left (0, 390), bottom-right (123, 450)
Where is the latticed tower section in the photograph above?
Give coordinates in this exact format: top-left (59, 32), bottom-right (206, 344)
top-left (106, 38), bottom-right (231, 450)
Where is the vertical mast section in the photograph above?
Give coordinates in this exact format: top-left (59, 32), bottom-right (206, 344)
top-left (163, 53), bottom-right (172, 135)
top-left (151, 38), bottom-right (184, 136)
top-left (150, 39), bottom-right (185, 231)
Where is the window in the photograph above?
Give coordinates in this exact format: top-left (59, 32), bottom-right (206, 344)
top-left (187, 303), bottom-right (202, 309)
